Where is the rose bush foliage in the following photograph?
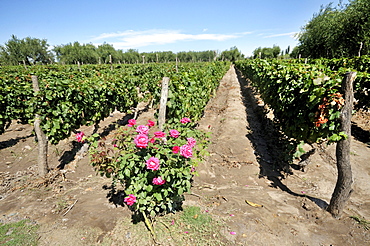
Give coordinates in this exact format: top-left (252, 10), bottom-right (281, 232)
top-left (89, 118), bottom-right (209, 218)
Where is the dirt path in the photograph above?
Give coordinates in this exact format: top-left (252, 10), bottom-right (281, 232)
top-left (1, 66), bottom-right (370, 245)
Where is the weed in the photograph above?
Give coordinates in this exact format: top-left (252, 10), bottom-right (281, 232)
top-left (350, 216), bottom-right (370, 230)
top-left (0, 219), bottom-right (39, 246)
top-left (54, 198), bottom-right (69, 214)
top-left (105, 205), bottom-right (226, 245)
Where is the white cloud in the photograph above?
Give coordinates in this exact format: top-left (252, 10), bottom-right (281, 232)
top-left (91, 29), bottom-right (248, 49)
top-left (264, 32), bottom-right (297, 38)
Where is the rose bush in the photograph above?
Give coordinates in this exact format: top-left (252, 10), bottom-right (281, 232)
top-left (89, 117), bottom-right (209, 218)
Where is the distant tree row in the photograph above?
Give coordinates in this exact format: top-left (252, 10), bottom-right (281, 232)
top-left (0, 36), bottom-right (244, 65)
top-left (295, 0), bottom-right (370, 58)
top-left (252, 45), bottom-right (282, 59)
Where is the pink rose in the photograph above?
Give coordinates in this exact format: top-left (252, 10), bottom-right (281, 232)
top-left (146, 157), bottom-right (160, 171)
top-left (134, 134), bottom-right (149, 148)
top-left (124, 194), bottom-right (137, 206)
top-left (149, 138), bottom-right (156, 143)
top-left (152, 176), bottom-right (166, 185)
top-left (147, 120), bottom-right (155, 127)
top-left (127, 119), bottom-right (136, 127)
top-left (136, 125), bottom-right (149, 135)
top-left (180, 117), bottom-right (191, 124)
top-left (187, 137), bottom-right (196, 148)
top-left (76, 132), bottom-right (85, 143)
top-left (180, 144), bottom-right (193, 158)
top-left (172, 146), bottom-right (180, 154)
top-left (169, 129), bottom-right (180, 138)
top-left (154, 131), bottom-right (166, 138)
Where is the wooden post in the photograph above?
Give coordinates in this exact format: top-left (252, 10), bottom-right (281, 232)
top-left (109, 55), bottom-right (113, 71)
top-left (358, 42), bottom-right (363, 57)
top-left (158, 77), bottom-right (170, 131)
top-left (77, 61), bottom-right (81, 72)
top-left (31, 75), bottom-right (49, 176)
top-left (176, 56), bottom-right (178, 73)
top-left (327, 72), bottom-right (357, 218)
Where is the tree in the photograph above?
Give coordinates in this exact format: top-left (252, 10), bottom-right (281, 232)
top-left (0, 35), bottom-right (53, 65)
top-left (54, 42), bottom-right (98, 64)
top-left (220, 46), bottom-right (244, 62)
top-left (296, 0), bottom-right (370, 58)
top-left (97, 43), bottom-right (117, 64)
top-left (252, 45), bottom-right (281, 59)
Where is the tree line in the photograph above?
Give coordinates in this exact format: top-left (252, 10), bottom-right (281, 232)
top-left (0, 35), bottom-right (244, 66)
top-left (294, 0), bottom-right (370, 58)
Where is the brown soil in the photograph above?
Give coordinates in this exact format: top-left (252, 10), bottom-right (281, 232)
top-left (1, 66), bottom-right (370, 245)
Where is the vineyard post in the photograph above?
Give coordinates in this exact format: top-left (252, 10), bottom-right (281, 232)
top-left (358, 42), bottom-right (363, 57)
top-left (158, 77), bottom-right (170, 131)
top-left (109, 55), bottom-right (113, 71)
top-left (327, 71), bottom-right (357, 218)
top-left (31, 75), bottom-right (49, 176)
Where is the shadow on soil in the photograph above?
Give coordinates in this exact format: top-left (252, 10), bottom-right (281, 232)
top-left (235, 68), bottom-right (329, 210)
top-left (352, 123), bottom-right (370, 147)
top-left (0, 134), bottom-right (34, 150)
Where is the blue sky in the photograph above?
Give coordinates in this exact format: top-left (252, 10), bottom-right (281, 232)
top-left (1, 0), bottom-right (348, 57)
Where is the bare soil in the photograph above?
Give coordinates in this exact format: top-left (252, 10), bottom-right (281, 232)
top-left (1, 66), bottom-right (370, 245)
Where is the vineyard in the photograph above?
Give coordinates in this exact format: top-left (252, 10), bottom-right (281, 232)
top-left (0, 62), bottom-right (230, 143)
top-left (1, 59), bottom-right (370, 245)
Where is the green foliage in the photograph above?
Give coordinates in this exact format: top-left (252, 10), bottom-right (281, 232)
top-left (219, 46), bottom-right (244, 62)
top-left (0, 62), bottom-right (228, 145)
top-left (292, 55), bottom-right (370, 109)
top-left (89, 119), bottom-right (209, 218)
top-left (164, 62), bottom-right (229, 123)
top-left (252, 45), bottom-right (281, 59)
top-left (235, 59), bottom-right (346, 161)
top-left (297, 0), bottom-right (370, 58)
top-left (0, 35), bottom-right (53, 65)
top-left (0, 220), bottom-right (39, 246)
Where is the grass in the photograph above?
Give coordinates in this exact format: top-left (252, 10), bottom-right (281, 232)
top-left (104, 205), bottom-right (226, 245)
top-left (350, 216), bottom-right (370, 230)
top-left (0, 219), bottom-right (39, 246)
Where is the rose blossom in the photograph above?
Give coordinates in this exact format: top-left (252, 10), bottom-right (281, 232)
top-left (169, 129), bottom-right (180, 138)
top-left (180, 117), bottom-right (191, 124)
top-left (76, 132), bottom-right (85, 143)
top-left (146, 157), bottom-right (160, 171)
top-left (127, 119), bottom-right (136, 127)
top-left (172, 146), bottom-right (180, 154)
top-left (136, 125), bottom-right (149, 135)
top-left (134, 134), bottom-right (149, 148)
top-left (154, 131), bottom-right (166, 138)
top-left (147, 120), bottom-right (155, 127)
top-left (180, 144), bottom-right (193, 158)
top-left (187, 137), bottom-right (196, 148)
top-left (152, 177), bottom-right (166, 185)
top-left (124, 194), bottom-right (137, 206)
